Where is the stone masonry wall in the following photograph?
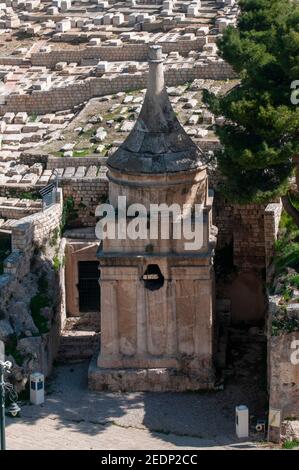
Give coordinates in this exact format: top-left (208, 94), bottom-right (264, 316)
top-left (19, 152), bottom-right (49, 167)
top-left (47, 155), bottom-right (107, 170)
top-left (0, 57), bottom-right (31, 66)
top-left (214, 198), bottom-right (282, 271)
top-left (0, 184), bottom-right (39, 198)
top-left (0, 202), bottom-right (42, 220)
top-left (0, 194), bottom-right (63, 310)
top-left (233, 204), bottom-right (271, 270)
top-left (61, 177), bottom-right (108, 226)
top-left (0, 177), bottom-right (108, 227)
top-left (0, 61), bottom-right (236, 114)
top-left (30, 40), bottom-right (207, 67)
top-left (10, 193), bottom-right (63, 261)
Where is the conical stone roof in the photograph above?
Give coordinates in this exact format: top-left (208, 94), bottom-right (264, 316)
top-left (107, 45), bottom-right (204, 175)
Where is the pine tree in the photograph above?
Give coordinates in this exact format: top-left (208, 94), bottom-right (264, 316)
top-left (204, 0), bottom-right (299, 204)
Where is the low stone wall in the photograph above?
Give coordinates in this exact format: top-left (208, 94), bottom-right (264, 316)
top-left (11, 195), bottom-right (63, 255)
top-left (47, 155), bottom-right (108, 170)
top-left (30, 39), bottom-right (207, 68)
top-left (0, 203), bottom-right (42, 220)
top-left (0, 196), bottom-right (62, 311)
top-left (198, 138), bottom-right (221, 153)
top-left (0, 184), bottom-right (39, 198)
top-left (0, 57), bottom-right (30, 66)
top-left (20, 152), bottom-right (49, 167)
top-left (0, 61), bottom-right (236, 114)
top-left (0, 197), bottom-right (62, 286)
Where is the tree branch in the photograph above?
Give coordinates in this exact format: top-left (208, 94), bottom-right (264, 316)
top-left (281, 193), bottom-right (299, 227)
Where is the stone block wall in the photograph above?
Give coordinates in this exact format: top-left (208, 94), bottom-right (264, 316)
top-left (0, 61), bottom-right (236, 114)
top-left (213, 197), bottom-right (283, 272)
top-left (213, 196), bottom-right (234, 249)
top-left (0, 57), bottom-right (30, 66)
top-left (0, 177), bottom-right (108, 227)
top-left (198, 138), bottom-right (221, 153)
top-left (19, 152), bottom-right (49, 167)
top-left (47, 155), bottom-right (107, 170)
top-left (11, 196), bottom-right (62, 253)
top-left (264, 202), bottom-right (283, 268)
top-left (214, 200), bottom-right (282, 324)
top-left (0, 179), bottom-right (279, 272)
top-left (0, 184), bottom-right (38, 198)
top-left (233, 204), bottom-right (269, 270)
top-left (0, 205), bottom-right (39, 220)
top-left (30, 40), bottom-right (207, 68)
top-left (61, 177), bottom-right (108, 226)
top-left (29, 202), bottom-right (62, 248)
top-left (0, 193), bottom-right (63, 313)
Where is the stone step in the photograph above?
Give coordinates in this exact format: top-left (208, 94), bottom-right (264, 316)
top-left (58, 348), bottom-right (96, 360)
top-left (61, 329), bottom-right (99, 339)
top-left (57, 330), bottom-right (100, 363)
top-left (57, 353), bottom-right (95, 364)
top-left (64, 313), bottom-right (100, 332)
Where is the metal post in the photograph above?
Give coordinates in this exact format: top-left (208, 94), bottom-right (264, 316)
top-left (0, 363), bottom-right (5, 450)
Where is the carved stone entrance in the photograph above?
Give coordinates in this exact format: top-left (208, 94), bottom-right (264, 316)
top-left (65, 240), bottom-right (100, 317)
top-left (58, 238), bottom-right (101, 363)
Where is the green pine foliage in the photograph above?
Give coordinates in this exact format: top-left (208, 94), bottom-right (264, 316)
top-left (203, 0), bottom-right (299, 203)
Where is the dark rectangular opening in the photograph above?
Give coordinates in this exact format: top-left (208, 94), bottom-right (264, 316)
top-left (0, 232), bottom-right (11, 275)
top-left (78, 261), bottom-right (100, 312)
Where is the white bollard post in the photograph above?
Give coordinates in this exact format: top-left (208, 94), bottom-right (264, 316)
top-left (236, 405), bottom-right (249, 438)
top-left (30, 373), bottom-right (45, 405)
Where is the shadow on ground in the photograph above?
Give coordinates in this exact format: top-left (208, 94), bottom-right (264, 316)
top-left (6, 335), bottom-right (268, 450)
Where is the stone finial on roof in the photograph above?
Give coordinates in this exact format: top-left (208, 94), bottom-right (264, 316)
top-left (107, 45), bottom-right (204, 175)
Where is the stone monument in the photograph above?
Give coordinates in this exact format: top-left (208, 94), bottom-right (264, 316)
top-left (89, 45), bottom-right (217, 391)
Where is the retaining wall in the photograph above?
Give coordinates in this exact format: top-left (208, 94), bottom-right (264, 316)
top-left (30, 39), bottom-right (207, 67)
